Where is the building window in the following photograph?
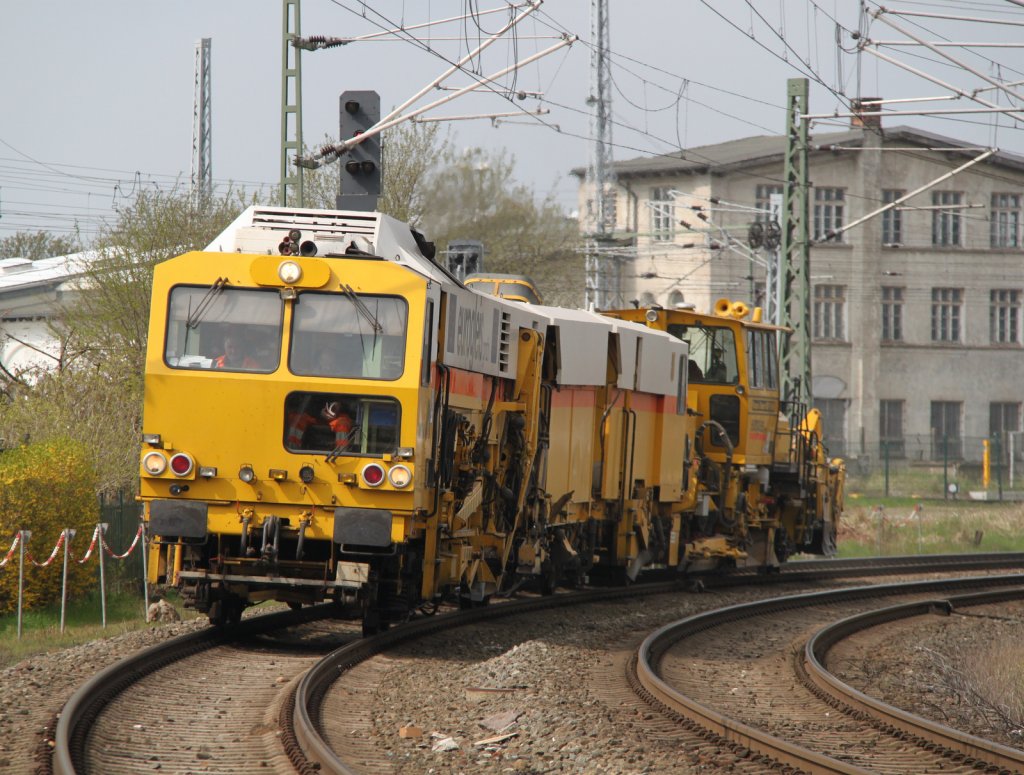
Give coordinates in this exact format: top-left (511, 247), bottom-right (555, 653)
top-left (813, 187), bottom-right (844, 242)
top-left (931, 401), bottom-right (962, 460)
top-left (990, 402), bottom-right (1021, 437)
top-left (882, 190), bottom-right (903, 245)
top-left (932, 191), bottom-right (963, 246)
top-left (817, 398), bottom-right (847, 456)
top-left (650, 187), bottom-right (674, 242)
top-left (931, 287), bottom-right (963, 342)
top-left (881, 286), bottom-right (904, 342)
top-left (813, 284), bottom-right (846, 340)
top-left (990, 289), bottom-right (1021, 344)
top-left (880, 400), bottom-right (905, 458)
top-left (990, 193), bottom-right (1020, 248)
top-left (992, 403), bottom-right (1023, 462)
top-left (755, 184), bottom-right (783, 223)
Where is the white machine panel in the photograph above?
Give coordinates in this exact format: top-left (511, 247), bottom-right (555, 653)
top-left (442, 287), bottom-right (507, 376)
top-left (635, 327), bottom-right (687, 395)
top-left (531, 306), bottom-right (615, 387)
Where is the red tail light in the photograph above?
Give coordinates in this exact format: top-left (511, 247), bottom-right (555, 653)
top-left (170, 453), bottom-right (194, 477)
top-left (362, 463), bottom-right (385, 487)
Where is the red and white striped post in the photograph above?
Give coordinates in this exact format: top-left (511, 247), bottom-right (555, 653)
top-left (140, 522), bottom-right (149, 618)
top-left (60, 529), bottom-right (76, 634)
top-left (98, 523), bottom-right (108, 628)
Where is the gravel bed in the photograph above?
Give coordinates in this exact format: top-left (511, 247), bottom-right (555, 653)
top-left (369, 588), bottom-right (799, 774)
top-left (1, 579), bottom-right (1019, 775)
top-left (0, 619), bottom-right (207, 774)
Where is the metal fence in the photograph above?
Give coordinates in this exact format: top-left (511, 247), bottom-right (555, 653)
top-left (98, 490), bottom-right (143, 590)
top-left (835, 435), bottom-right (1024, 499)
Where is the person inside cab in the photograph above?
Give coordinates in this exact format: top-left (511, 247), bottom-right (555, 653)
top-left (706, 344), bottom-right (729, 382)
top-left (213, 331), bottom-right (261, 370)
top-left (321, 400), bottom-right (355, 450)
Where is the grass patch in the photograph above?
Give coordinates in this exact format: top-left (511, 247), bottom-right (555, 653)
top-left (838, 499), bottom-right (1024, 557)
top-left (924, 640), bottom-right (1024, 740)
top-left (0, 588), bottom-right (199, 669)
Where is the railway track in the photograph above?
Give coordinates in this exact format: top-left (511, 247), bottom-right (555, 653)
top-left (632, 575), bottom-right (1024, 774)
top-left (46, 553), bottom-right (1024, 774)
top-left (49, 605), bottom-right (347, 775)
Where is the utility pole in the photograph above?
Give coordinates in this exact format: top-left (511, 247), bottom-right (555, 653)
top-left (281, 0), bottom-right (304, 206)
top-left (191, 38), bottom-right (212, 201)
top-left (779, 78), bottom-right (811, 407)
top-left (584, 0), bottom-right (617, 310)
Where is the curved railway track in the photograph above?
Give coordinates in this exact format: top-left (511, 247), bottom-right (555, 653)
top-left (49, 605), bottom-right (344, 775)
top-left (633, 575), bottom-right (1024, 774)
top-left (46, 553), bottom-right (1024, 774)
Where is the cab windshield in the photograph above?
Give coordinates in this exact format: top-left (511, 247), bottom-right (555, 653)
top-left (164, 285), bottom-right (283, 373)
top-left (667, 323), bottom-right (739, 385)
top-left (290, 292), bottom-right (408, 380)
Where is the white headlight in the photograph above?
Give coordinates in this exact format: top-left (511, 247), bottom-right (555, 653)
top-left (387, 464), bottom-right (412, 489)
top-left (278, 260), bottom-right (303, 284)
top-left (142, 451), bottom-right (167, 476)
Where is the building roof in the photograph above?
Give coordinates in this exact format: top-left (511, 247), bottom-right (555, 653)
top-left (571, 125), bottom-right (1024, 179)
top-left (0, 252), bottom-right (95, 294)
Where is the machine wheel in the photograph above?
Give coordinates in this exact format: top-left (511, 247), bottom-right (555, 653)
top-left (539, 558), bottom-right (561, 596)
top-left (208, 600), bottom-right (225, 627)
top-left (224, 594), bottom-right (244, 625)
top-left (361, 612), bottom-right (380, 637)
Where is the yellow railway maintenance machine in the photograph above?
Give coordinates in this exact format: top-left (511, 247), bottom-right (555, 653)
top-left (140, 206), bottom-right (697, 631)
top-left (603, 300), bottom-right (845, 570)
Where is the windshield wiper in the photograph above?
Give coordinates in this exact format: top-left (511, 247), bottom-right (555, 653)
top-left (326, 424), bottom-right (361, 464)
top-left (341, 284), bottom-right (383, 334)
top-left (186, 277), bottom-right (228, 330)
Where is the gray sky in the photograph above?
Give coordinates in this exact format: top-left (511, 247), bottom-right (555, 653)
top-left (4, 1), bottom-right (1024, 244)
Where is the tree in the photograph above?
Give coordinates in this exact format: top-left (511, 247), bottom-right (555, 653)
top-left (0, 230), bottom-right (80, 260)
top-left (65, 187), bottom-right (252, 376)
top-left (420, 146), bottom-right (583, 307)
top-left (302, 120), bottom-right (448, 225)
top-left (0, 439), bottom-right (98, 614)
top-left (0, 186), bottom-right (252, 494)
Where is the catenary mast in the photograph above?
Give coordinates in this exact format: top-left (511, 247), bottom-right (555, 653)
top-left (584, 0), bottom-right (618, 310)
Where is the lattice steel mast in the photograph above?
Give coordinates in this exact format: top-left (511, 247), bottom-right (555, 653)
top-left (779, 78), bottom-right (811, 407)
top-left (584, 0), bottom-right (617, 310)
top-left (191, 38), bottom-right (212, 201)
top-left (281, 0), bottom-right (304, 206)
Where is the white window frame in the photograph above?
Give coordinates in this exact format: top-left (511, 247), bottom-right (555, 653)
top-left (931, 287), bottom-right (963, 342)
top-left (813, 284), bottom-right (846, 340)
top-left (990, 288), bottom-right (1021, 345)
top-left (813, 187), bottom-right (845, 242)
top-left (650, 187), bottom-right (674, 242)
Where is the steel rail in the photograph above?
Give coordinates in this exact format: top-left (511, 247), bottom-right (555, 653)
top-left (47, 553), bottom-right (1024, 774)
top-left (50, 604), bottom-right (334, 775)
top-left (804, 588), bottom-right (1024, 773)
top-left (286, 582), bottom-right (689, 774)
top-left (633, 575), bottom-right (1024, 774)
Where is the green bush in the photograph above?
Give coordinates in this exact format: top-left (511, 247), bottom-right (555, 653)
top-left (0, 439), bottom-right (99, 614)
